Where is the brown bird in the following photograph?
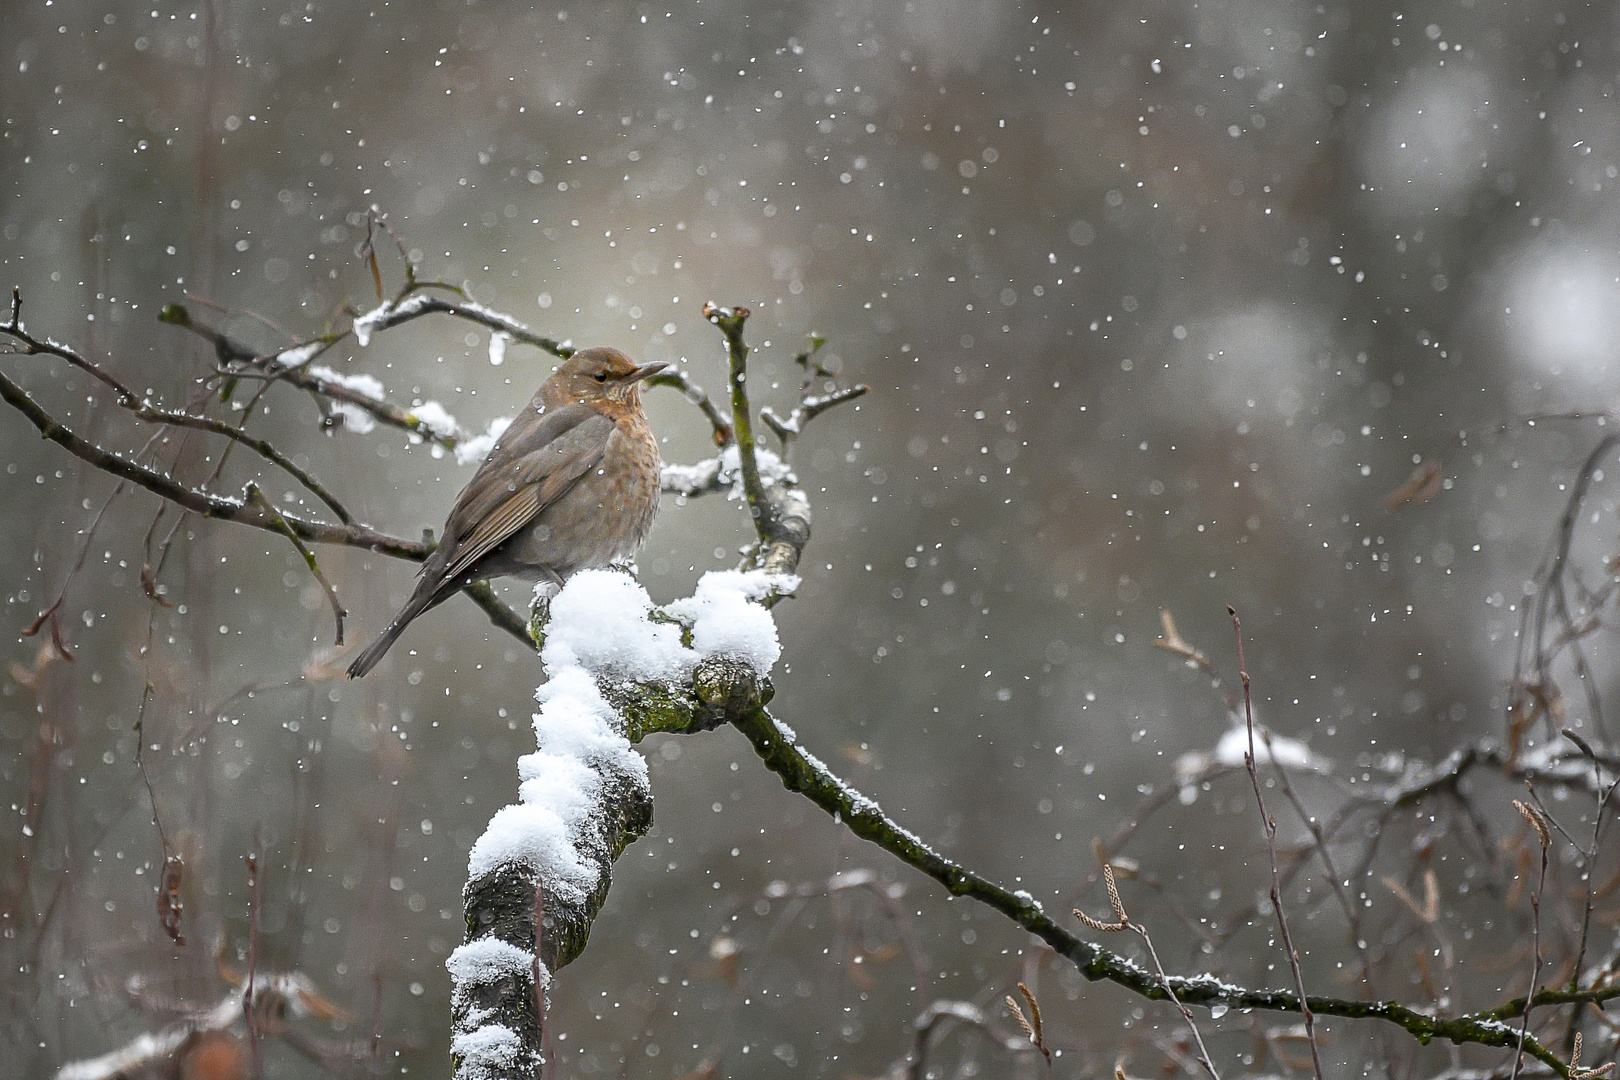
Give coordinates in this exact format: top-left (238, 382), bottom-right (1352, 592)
top-left (347, 347), bottom-right (667, 678)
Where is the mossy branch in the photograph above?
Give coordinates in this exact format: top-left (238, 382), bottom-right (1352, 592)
top-left (725, 704), bottom-right (1585, 1075)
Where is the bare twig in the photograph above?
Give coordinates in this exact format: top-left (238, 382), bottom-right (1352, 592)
top-left (3, 294), bottom-right (354, 521)
top-left (244, 842), bottom-right (263, 1076)
top-left (245, 482), bottom-right (346, 645)
top-left (646, 367), bottom-right (733, 446)
top-left (1510, 797), bottom-right (1552, 1080)
top-left (0, 362), bottom-right (533, 646)
top-left (1512, 432), bottom-right (1620, 754)
top-left (1561, 729), bottom-right (1620, 1005)
top-left (1267, 732), bottom-right (1380, 1001)
top-left (1230, 606), bottom-right (1325, 1080)
top-left (1075, 862), bottom-right (1221, 1079)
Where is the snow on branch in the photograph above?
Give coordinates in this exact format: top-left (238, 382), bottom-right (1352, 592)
top-left (451, 567), bottom-right (793, 1080)
top-left (54, 972), bottom-right (350, 1080)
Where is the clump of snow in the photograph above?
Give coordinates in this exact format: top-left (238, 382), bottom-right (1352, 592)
top-left (465, 801), bottom-right (596, 899)
top-left (540, 570), bottom-right (692, 681)
top-left (1213, 725), bottom-right (1315, 770)
top-left (488, 330), bottom-right (511, 366)
top-left (456, 417), bottom-right (513, 466)
top-left (352, 302), bottom-right (387, 347)
top-left (329, 403), bottom-right (376, 434)
top-left (660, 446), bottom-right (796, 500)
top-left (457, 297), bottom-right (525, 332)
top-left (446, 939), bottom-right (544, 1021)
top-left (450, 1024), bottom-right (528, 1080)
top-left (715, 445), bottom-right (795, 499)
top-left (409, 401), bottom-right (460, 439)
top-left (664, 569), bottom-right (796, 672)
top-left (351, 293), bottom-right (432, 347)
top-left (457, 566), bottom-right (794, 1068)
top-left (306, 366), bottom-right (388, 435)
top-left (308, 365), bottom-right (386, 400)
top-left (466, 569), bottom-right (793, 889)
top-left (273, 341), bottom-right (323, 369)
top-left (1174, 722), bottom-right (1326, 802)
top-left (660, 457), bottom-right (722, 495)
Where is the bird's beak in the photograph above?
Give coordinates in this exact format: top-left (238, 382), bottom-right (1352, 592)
top-left (622, 361), bottom-right (669, 384)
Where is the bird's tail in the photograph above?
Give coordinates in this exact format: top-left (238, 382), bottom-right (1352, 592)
top-left (347, 591), bottom-right (436, 679)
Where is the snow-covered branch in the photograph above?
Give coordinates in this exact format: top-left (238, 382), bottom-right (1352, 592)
top-left (451, 568), bottom-right (791, 1080)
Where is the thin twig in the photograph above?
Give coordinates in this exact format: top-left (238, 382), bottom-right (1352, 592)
top-left (245, 483), bottom-right (346, 645)
top-left (703, 302), bottom-right (771, 545)
top-left (21, 479), bottom-right (123, 644)
top-left (1510, 797), bottom-right (1552, 1080)
top-left (0, 363), bottom-right (532, 647)
top-left (646, 368), bottom-right (733, 446)
top-left (244, 840), bottom-right (263, 1077)
top-left (1231, 607), bottom-right (1322, 1078)
top-left (1076, 863), bottom-right (1220, 1078)
top-left (1267, 731), bottom-right (1380, 1001)
top-left (1560, 729), bottom-right (1620, 1056)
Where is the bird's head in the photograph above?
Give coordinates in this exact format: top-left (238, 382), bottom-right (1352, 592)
top-left (543, 348), bottom-right (668, 411)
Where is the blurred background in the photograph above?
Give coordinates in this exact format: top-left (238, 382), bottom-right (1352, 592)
top-left (4, 0), bottom-right (1620, 1076)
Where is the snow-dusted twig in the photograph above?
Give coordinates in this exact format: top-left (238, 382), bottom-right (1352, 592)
top-left (2, 289), bottom-right (354, 523)
top-left (53, 973), bottom-right (348, 1080)
top-left (160, 300), bottom-right (469, 451)
top-left (885, 999), bottom-right (1029, 1080)
top-left (761, 385), bottom-right (869, 444)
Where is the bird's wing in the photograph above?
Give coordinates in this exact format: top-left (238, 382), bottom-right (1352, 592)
top-left (435, 404), bottom-right (615, 583)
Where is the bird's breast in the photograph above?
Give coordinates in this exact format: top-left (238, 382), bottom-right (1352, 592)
top-left (499, 414), bottom-right (661, 577)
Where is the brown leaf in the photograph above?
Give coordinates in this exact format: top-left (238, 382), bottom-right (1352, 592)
top-left (158, 853), bottom-right (186, 946)
top-left (141, 562), bottom-right (176, 607)
top-left (1513, 799), bottom-right (1552, 850)
top-left (8, 634), bottom-right (70, 691)
top-left (1386, 459), bottom-right (1444, 509)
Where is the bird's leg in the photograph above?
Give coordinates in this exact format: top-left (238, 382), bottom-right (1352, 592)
top-left (527, 571), bottom-right (565, 648)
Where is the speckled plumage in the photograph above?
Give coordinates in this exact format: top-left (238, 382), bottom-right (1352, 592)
top-left (348, 347), bottom-right (665, 678)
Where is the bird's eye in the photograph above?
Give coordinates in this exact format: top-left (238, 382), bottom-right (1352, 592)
top-left (594, 372), bottom-right (608, 383)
